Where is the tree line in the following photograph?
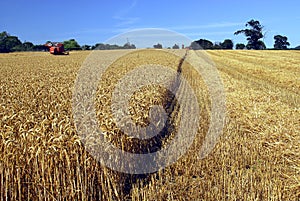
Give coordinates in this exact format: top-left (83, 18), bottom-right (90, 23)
top-left (0, 32), bottom-right (136, 53)
top-left (0, 19), bottom-right (299, 53)
top-left (190, 19), bottom-right (295, 50)
top-left (0, 31), bottom-right (47, 53)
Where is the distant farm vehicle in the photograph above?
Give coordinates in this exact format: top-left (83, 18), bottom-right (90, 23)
top-left (45, 42), bottom-right (69, 55)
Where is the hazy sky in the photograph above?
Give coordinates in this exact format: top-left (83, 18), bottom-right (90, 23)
top-left (1, 0), bottom-right (299, 48)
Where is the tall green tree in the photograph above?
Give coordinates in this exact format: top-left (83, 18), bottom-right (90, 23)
top-left (235, 43), bottom-right (246, 50)
top-left (14, 42), bottom-right (34, 51)
top-left (234, 19), bottom-right (266, 50)
top-left (153, 43), bottom-right (162, 49)
top-left (0, 32), bottom-right (9, 52)
top-left (23, 42), bottom-right (34, 50)
top-left (191, 39), bottom-right (214, 49)
top-left (221, 39), bottom-right (234, 49)
top-left (63, 39), bottom-right (81, 50)
top-left (273, 35), bottom-right (290, 50)
top-left (190, 41), bottom-right (201, 50)
top-left (0, 31), bottom-right (9, 41)
top-left (33, 44), bottom-right (48, 51)
top-left (0, 31), bottom-right (23, 52)
top-left (1, 36), bottom-right (22, 52)
top-left (172, 44), bottom-right (179, 49)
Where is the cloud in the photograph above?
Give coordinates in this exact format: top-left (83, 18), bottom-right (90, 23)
top-left (184, 31), bottom-right (235, 37)
top-left (113, 16), bottom-right (140, 27)
top-left (170, 22), bottom-right (244, 30)
top-left (116, 0), bottom-right (138, 16)
top-left (113, 0), bottom-right (139, 27)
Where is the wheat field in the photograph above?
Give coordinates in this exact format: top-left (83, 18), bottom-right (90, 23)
top-left (0, 50), bottom-right (299, 200)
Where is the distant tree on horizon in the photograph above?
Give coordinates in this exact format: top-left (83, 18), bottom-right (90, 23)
top-left (236, 43), bottom-right (246, 50)
top-left (0, 31), bottom-right (23, 53)
top-left (153, 43), bottom-right (163, 49)
top-left (172, 44), bottom-right (179, 49)
top-left (81, 45), bottom-right (91, 50)
top-left (123, 42), bottom-right (136, 49)
top-left (191, 39), bottom-right (214, 50)
top-left (91, 42), bottom-right (136, 50)
top-left (221, 39), bottom-right (234, 49)
top-left (63, 39), bottom-right (81, 50)
top-left (273, 35), bottom-right (290, 50)
top-left (234, 19), bottom-right (266, 50)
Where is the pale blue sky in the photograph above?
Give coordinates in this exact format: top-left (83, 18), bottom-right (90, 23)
top-left (1, 0), bottom-right (299, 48)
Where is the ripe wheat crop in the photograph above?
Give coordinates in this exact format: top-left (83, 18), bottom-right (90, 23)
top-left (0, 50), bottom-right (299, 200)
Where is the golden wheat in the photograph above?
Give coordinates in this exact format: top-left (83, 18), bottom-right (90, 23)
top-left (0, 50), bottom-right (299, 200)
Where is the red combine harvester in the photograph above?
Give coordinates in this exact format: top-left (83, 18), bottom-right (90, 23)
top-left (45, 42), bottom-right (69, 55)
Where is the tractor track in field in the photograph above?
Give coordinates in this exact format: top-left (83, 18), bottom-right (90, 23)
top-left (165, 49), bottom-right (188, 112)
top-left (122, 49), bottom-right (189, 199)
